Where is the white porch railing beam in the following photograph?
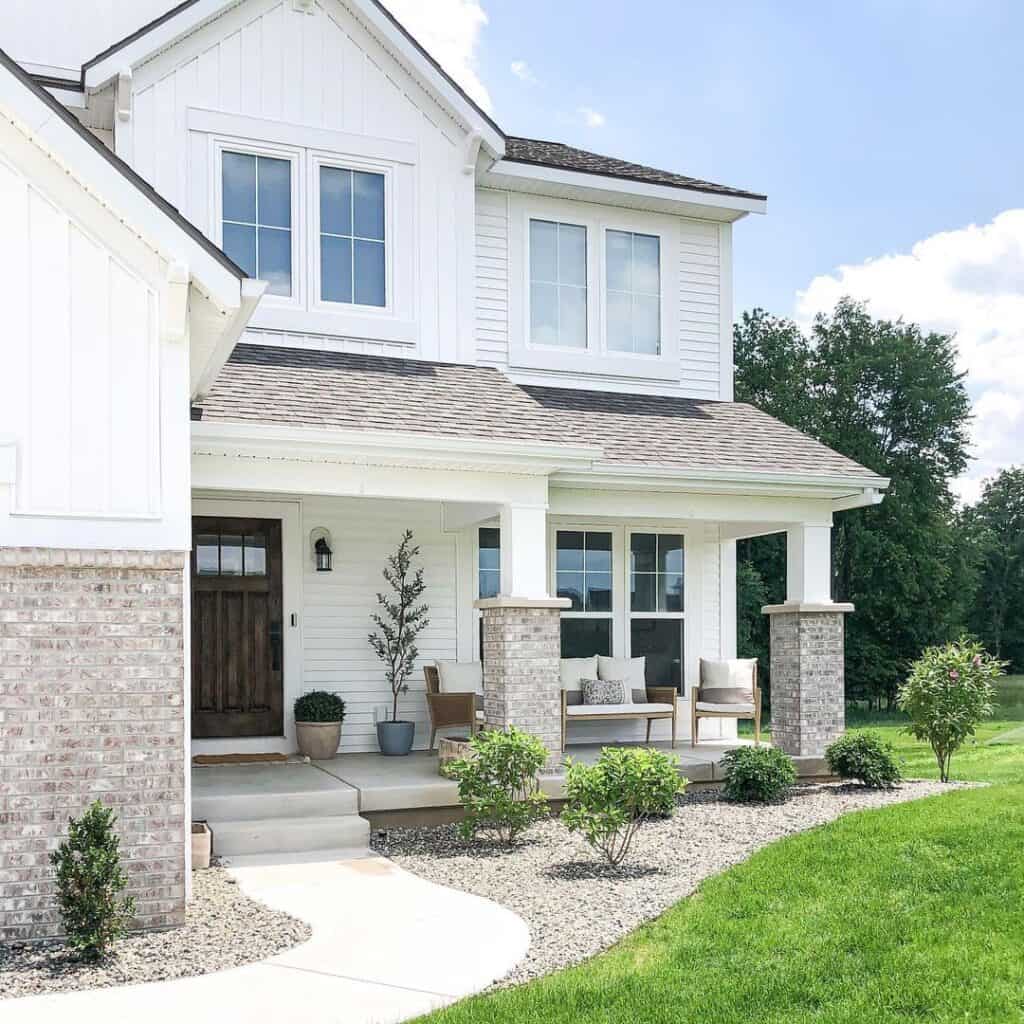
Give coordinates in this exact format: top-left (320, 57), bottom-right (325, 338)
top-left (786, 523), bottom-right (833, 605)
top-left (499, 502), bottom-right (551, 601)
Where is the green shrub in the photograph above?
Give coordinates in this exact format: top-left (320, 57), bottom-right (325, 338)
top-left (898, 637), bottom-right (1004, 781)
top-left (825, 731), bottom-right (901, 788)
top-left (562, 747), bottom-right (686, 867)
top-left (50, 800), bottom-right (135, 960)
top-left (721, 746), bottom-right (796, 803)
top-left (446, 727), bottom-right (549, 846)
top-left (294, 690), bottom-right (347, 723)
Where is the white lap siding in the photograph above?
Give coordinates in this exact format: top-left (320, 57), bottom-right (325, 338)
top-left (300, 497), bottom-right (458, 752)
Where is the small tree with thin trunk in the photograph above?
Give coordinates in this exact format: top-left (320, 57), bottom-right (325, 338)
top-left (368, 530), bottom-right (429, 722)
top-left (898, 637), bottom-right (1003, 782)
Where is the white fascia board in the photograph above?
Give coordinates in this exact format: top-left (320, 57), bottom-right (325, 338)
top-left (191, 420), bottom-right (601, 474)
top-left (483, 160), bottom-right (766, 220)
top-left (0, 69), bottom-right (244, 314)
top-left (83, 0), bottom-right (239, 90)
top-left (191, 279), bottom-right (267, 399)
top-left (554, 462), bottom-right (889, 503)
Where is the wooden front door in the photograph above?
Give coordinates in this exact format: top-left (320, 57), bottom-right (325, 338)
top-left (191, 516), bottom-right (283, 739)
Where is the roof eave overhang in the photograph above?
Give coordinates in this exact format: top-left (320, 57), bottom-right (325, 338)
top-left (481, 159), bottom-right (766, 221)
top-left (190, 420), bottom-right (602, 475)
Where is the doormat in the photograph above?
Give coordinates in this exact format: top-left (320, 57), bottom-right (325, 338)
top-left (192, 752), bottom-right (290, 765)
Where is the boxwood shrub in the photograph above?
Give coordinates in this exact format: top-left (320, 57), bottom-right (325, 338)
top-left (721, 746), bottom-right (796, 803)
top-left (294, 690), bottom-right (347, 723)
top-left (826, 731), bottom-right (901, 788)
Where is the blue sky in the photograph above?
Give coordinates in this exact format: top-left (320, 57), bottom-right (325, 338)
top-left (394, 0), bottom-right (1023, 500)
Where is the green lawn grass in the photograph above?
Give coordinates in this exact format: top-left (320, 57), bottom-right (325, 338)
top-left (416, 677), bottom-right (1024, 1024)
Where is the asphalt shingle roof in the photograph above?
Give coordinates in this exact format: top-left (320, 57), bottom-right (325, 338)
top-left (503, 137), bottom-right (766, 202)
top-left (194, 345), bottom-right (878, 482)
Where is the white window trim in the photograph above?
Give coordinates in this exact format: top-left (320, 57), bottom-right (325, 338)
top-left (510, 194), bottom-right (680, 382)
top-left (211, 136), bottom-right (304, 312)
top-left (309, 152), bottom-right (395, 319)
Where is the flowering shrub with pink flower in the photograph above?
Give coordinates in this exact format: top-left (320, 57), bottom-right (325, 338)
top-left (897, 638), bottom-right (1005, 781)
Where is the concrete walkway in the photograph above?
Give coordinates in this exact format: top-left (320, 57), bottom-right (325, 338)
top-left (4, 856), bottom-right (529, 1024)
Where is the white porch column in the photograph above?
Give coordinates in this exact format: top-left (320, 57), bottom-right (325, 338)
top-left (764, 522), bottom-right (853, 759)
top-left (476, 501), bottom-right (568, 763)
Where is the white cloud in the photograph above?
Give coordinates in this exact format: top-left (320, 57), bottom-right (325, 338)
top-left (385, 0), bottom-right (492, 112)
top-left (578, 106), bottom-right (606, 128)
top-left (795, 209), bottom-right (1024, 504)
top-left (510, 60), bottom-right (536, 83)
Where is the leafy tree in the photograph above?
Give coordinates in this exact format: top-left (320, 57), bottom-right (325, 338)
top-left (734, 299), bottom-right (972, 708)
top-left (963, 468), bottom-right (1024, 671)
top-left (368, 530), bottom-right (429, 723)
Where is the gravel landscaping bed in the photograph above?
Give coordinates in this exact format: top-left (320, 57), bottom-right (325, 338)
top-left (373, 780), bottom-right (954, 986)
top-left (0, 867), bottom-right (311, 1000)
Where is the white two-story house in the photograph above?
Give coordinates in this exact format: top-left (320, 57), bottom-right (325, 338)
top-left (0, 0), bottom-right (887, 938)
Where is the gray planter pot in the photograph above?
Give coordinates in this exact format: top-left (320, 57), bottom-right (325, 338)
top-left (296, 720), bottom-right (342, 760)
top-left (377, 720), bottom-right (415, 756)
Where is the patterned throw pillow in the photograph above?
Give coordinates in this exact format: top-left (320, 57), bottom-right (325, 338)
top-left (581, 678), bottom-right (625, 705)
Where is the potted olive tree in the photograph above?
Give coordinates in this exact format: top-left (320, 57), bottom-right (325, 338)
top-left (294, 690), bottom-right (346, 760)
top-left (368, 530), bottom-right (429, 756)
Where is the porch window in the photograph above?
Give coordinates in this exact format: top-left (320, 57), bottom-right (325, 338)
top-left (606, 229), bottom-right (660, 354)
top-left (319, 166), bottom-right (386, 307)
top-left (221, 151), bottom-right (292, 296)
top-left (629, 532), bottom-right (684, 690)
top-left (529, 219), bottom-right (587, 348)
top-left (478, 527), bottom-right (500, 599)
top-left (557, 530), bottom-right (612, 658)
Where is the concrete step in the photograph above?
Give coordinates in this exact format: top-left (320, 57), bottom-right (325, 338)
top-left (209, 814), bottom-right (370, 859)
top-left (192, 765), bottom-right (359, 823)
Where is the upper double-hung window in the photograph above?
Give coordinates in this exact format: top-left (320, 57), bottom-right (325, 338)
top-left (319, 166), bottom-right (386, 308)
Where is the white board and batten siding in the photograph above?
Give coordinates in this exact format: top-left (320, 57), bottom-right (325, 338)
top-left (0, 121), bottom-right (188, 552)
top-left (122, 0), bottom-right (477, 364)
top-left (474, 187), bottom-right (731, 401)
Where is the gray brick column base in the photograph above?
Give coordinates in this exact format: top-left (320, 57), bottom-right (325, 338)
top-left (475, 597), bottom-right (569, 768)
top-left (762, 602), bottom-right (854, 758)
top-left (0, 547), bottom-right (187, 942)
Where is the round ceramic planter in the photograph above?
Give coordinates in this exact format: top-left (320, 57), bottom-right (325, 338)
top-left (295, 720), bottom-right (342, 760)
top-left (376, 720), bottom-right (415, 756)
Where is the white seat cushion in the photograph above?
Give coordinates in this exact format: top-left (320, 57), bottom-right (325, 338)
top-left (597, 656), bottom-right (646, 699)
top-left (699, 658), bottom-right (756, 694)
top-left (435, 660), bottom-right (483, 695)
top-left (696, 701), bottom-right (755, 714)
top-left (566, 702), bottom-right (673, 716)
top-left (560, 656), bottom-right (598, 690)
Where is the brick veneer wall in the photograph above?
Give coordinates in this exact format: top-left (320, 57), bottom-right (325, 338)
top-left (0, 548), bottom-right (187, 942)
top-left (479, 603), bottom-right (562, 766)
top-left (768, 609), bottom-right (847, 757)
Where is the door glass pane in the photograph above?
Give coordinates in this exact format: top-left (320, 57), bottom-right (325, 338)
top-left (558, 223), bottom-right (587, 286)
top-left (585, 572), bottom-right (612, 612)
top-left (556, 572), bottom-right (585, 611)
top-left (244, 534), bottom-right (267, 576)
top-left (561, 618), bottom-right (612, 659)
top-left (195, 533), bottom-right (220, 576)
top-left (354, 239), bottom-right (386, 307)
top-left (530, 282), bottom-right (559, 345)
top-left (606, 229), bottom-right (632, 291)
top-left (222, 152), bottom-right (256, 224)
top-left (529, 219), bottom-right (558, 282)
top-left (631, 533), bottom-right (656, 573)
top-left (556, 531), bottom-right (584, 571)
top-left (321, 235), bottom-right (352, 304)
top-left (320, 166), bottom-right (352, 236)
top-left (219, 534), bottom-right (243, 576)
top-left (257, 156), bottom-right (291, 228)
top-left (631, 573), bottom-right (656, 612)
top-left (258, 227), bottom-right (292, 296)
top-left (559, 285), bottom-right (587, 348)
top-left (222, 223), bottom-right (256, 278)
top-left (631, 619), bottom-right (683, 690)
top-left (353, 171), bottom-right (385, 240)
top-left (660, 573), bottom-right (684, 612)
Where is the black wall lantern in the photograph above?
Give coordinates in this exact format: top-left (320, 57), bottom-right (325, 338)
top-left (310, 528), bottom-right (333, 572)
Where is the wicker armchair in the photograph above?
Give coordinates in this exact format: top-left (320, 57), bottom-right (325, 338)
top-left (423, 664), bottom-right (483, 750)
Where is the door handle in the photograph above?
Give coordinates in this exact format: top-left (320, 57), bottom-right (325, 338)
top-left (270, 621), bottom-right (282, 672)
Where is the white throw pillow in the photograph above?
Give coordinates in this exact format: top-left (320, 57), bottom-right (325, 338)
top-left (597, 656), bottom-right (646, 703)
top-left (699, 658), bottom-right (757, 699)
top-left (560, 656), bottom-right (598, 690)
top-left (435, 660), bottom-right (483, 695)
